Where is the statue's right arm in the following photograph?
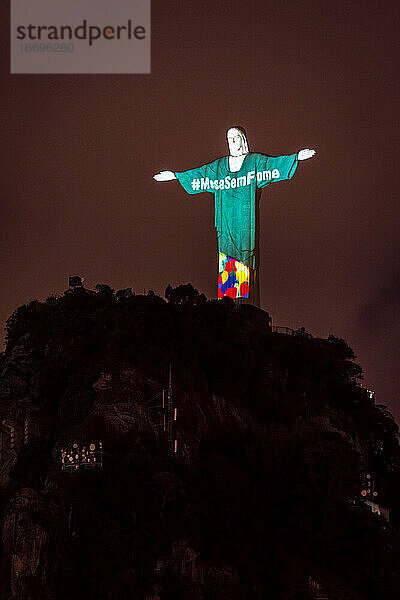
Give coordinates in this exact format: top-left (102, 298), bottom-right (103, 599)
top-left (153, 170), bottom-right (177, 182)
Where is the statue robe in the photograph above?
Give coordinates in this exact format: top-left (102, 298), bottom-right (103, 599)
top-left (175, 152), bottom-right (298, 270)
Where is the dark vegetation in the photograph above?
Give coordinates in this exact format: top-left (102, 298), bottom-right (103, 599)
top-left (0, 283), bottom-right (399, 599)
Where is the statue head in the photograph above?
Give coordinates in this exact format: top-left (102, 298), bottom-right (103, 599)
top-left (227, 126), bottom-right (249, 156)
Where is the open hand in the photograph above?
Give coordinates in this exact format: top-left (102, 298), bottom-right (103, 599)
top-left (153, 170), bottom-right (176, 181)
top-left (298, 149), bottom-right (316, 161)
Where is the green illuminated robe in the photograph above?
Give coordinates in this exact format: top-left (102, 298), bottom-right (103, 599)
top-left (175, 152), bottom-right (298, 270)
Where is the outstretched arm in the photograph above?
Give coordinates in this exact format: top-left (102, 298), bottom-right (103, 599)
top-left (153, 160), bottom-right (219, 194)
top-left (298, 148), bottom-right (316, 161)
top-left (256, 148), bottom-right (316, 189)
top-left (153, 170), bottom-right (176, 181)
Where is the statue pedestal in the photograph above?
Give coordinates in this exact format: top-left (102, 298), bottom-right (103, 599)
top-left (235, 303), bottom-right (271, 331)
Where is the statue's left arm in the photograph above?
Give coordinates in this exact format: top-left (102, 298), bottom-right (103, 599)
top-left (256, 149), bottom-right (316, 188)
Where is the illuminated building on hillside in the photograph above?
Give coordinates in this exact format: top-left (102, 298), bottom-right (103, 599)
top-left (360, 471), bottom-right (390, 521)
top-left (61, 442), bottom-right (103, 471)
top-left (361, 472), bottom-right (378, 500)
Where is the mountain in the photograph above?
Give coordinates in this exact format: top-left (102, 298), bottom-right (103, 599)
top-left (0, 283), bottom-right (399, 599)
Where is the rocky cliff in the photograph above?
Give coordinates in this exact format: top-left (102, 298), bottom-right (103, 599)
top-left (0, 284), bottom-right (399, 599)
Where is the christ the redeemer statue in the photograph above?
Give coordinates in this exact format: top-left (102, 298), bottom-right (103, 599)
top-left (154, 126), bottom-right (315, 307)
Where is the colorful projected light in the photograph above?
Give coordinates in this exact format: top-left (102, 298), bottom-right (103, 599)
top-left (218, 252), bottom-right (249, 299)
top-left (154, 127), bottom-right (315, 306)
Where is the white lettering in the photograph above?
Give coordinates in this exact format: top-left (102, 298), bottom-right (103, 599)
top-left (247, 170), bottom-right (255, 185)
top-left (272, 169), bottom-right (280, 179)
top-left (195, 170), bottom-right (268, 191)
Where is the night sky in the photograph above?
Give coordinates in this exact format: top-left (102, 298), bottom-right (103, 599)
top-left (1, 1), bottom-right (399, 420)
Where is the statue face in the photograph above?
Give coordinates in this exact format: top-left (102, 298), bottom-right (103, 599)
top-left (227, 128), bottom-right (245, 156)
